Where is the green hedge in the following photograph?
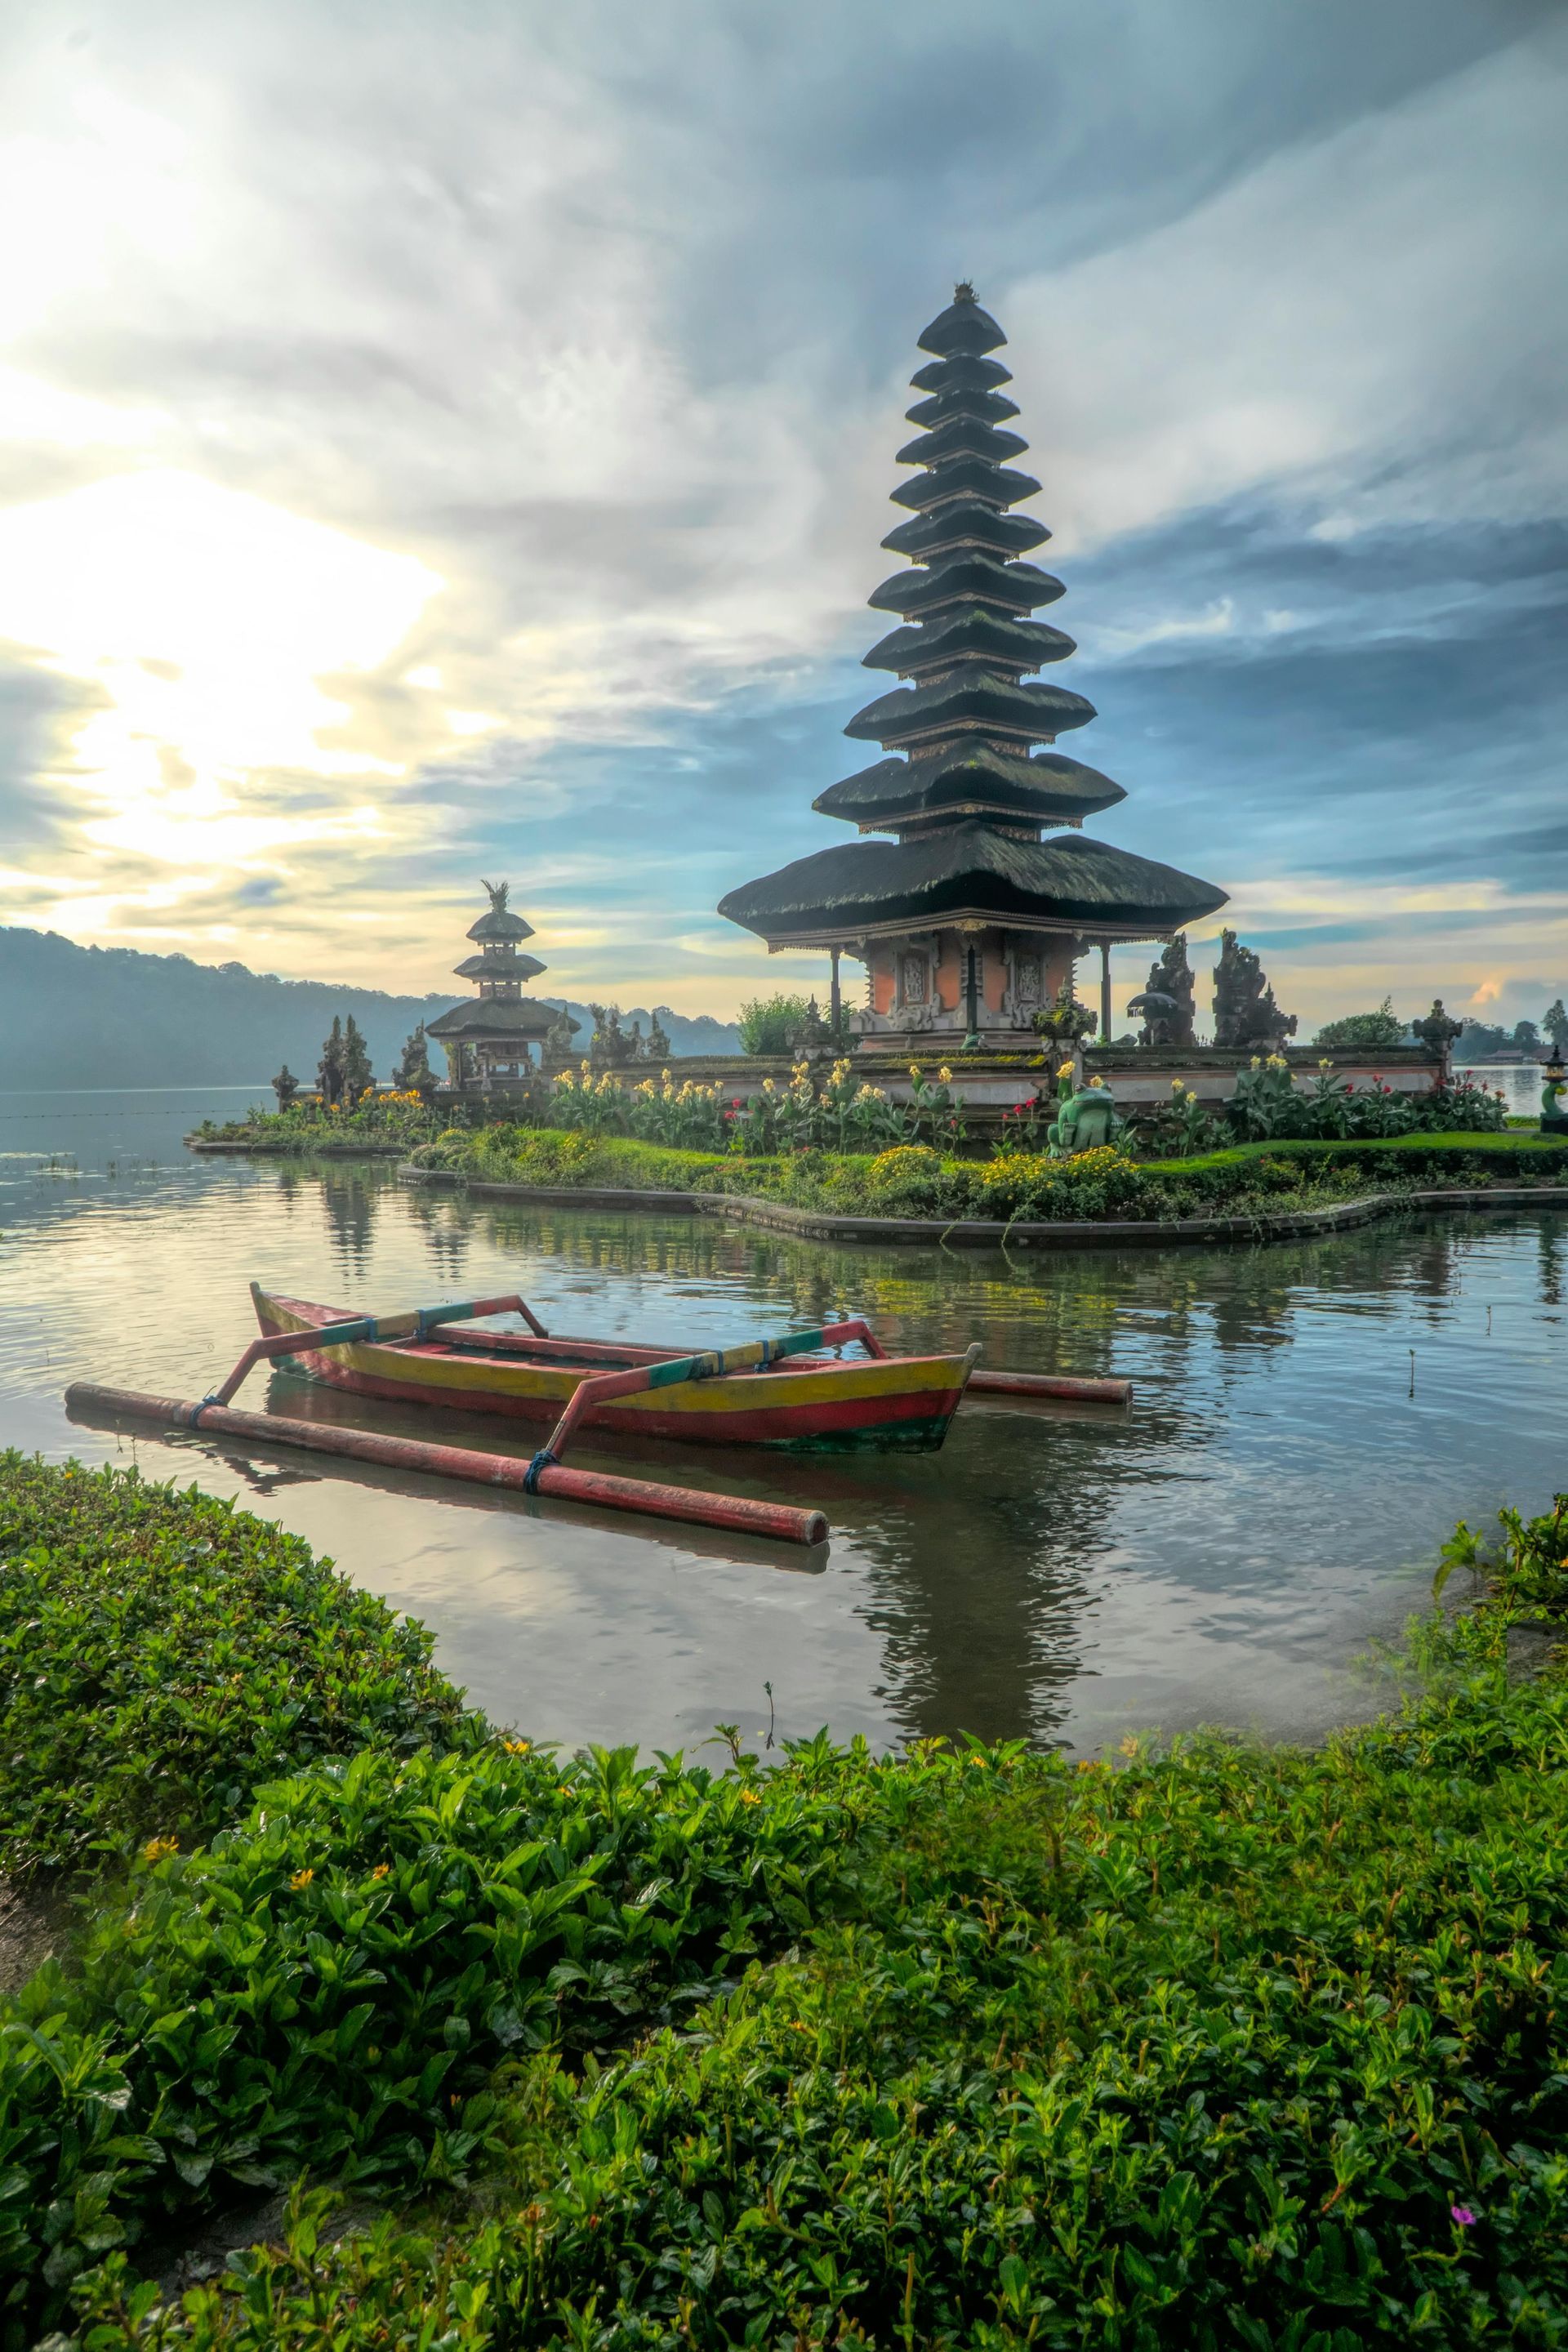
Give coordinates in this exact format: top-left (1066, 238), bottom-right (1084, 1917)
top-left (1143, 1132), bottom-right (1568, 1174)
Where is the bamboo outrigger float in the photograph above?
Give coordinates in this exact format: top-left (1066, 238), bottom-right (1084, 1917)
top-left (65, 1282), bottom-right (1129, 1549)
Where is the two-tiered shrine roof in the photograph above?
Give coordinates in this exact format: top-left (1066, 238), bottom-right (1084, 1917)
top-left (452, 950), bottom-right (546, 982)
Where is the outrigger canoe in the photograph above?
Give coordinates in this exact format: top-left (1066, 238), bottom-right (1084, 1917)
top-left (65, 1288), bottom-right (1130, 1548)
top-left (252, 1285), bottom-right (980, 1454)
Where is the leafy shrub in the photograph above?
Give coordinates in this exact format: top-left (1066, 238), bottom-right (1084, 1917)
top-left (0, 1459), bottom-right (474, 1878)
top-left (736, 994), bottom-right (815, 1056)
top-left (55, 1495), bottom-right (1568, 2352)
top-left (0, 1726), bottom-right (866, 2330)
top-left (1312, 995), bottom-right (1405, 1049)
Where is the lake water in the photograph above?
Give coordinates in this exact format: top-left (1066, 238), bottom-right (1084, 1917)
top-left (1, 1085), bottom-right (1562, 1758)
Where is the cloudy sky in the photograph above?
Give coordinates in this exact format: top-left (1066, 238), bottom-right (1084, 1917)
top-left (0, 0), bottom-right (1563, 1031)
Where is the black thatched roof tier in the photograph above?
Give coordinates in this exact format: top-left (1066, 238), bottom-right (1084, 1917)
top-left (720, 823), bottom-right (1227, 944)
top-left (895, 416), bottom-right (1027, 469)
top-left (882, 503), bottom-right (1049, 561)
top-left (426, 997), bottom-right (556, 1041)
top-left (906, 385), bottom-right (1019, 430)
top-left (868, 554), bottom-right (1065, 621)
top-left (452, 951), bottom-right (546, 982)
top-left (466, 905), bottom-right (534, 944)
top-left (815, 748), bottom-right (1126, 831)
top-left (908, 352), bottom-right (1013, 395)
top-left (890, 454), bottom-right (1041, 514)
top-left (846, 671), bottom-right (1096, 751)
top-left (862, 610), bottom-right (1075, 678)
top-left (917, 288), bottom-right (1006, 358)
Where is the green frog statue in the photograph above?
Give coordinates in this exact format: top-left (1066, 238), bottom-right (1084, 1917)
top-left (1048, 1071), bottom-right (1120, 1156)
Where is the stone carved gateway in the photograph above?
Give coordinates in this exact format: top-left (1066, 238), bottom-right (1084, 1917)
top-left (719, 285), bottom-right (1227, 1044)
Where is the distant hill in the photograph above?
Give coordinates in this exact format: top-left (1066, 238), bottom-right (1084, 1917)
top-left (0, 925), bottom-right (740, 1089)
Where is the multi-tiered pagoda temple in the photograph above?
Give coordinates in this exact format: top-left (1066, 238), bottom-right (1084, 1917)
top-left (719, 286), bottom-right (1227, 1045)
top-left (426, 880), bottom-right (555, 1087)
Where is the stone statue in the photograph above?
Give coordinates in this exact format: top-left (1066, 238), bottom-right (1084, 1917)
top-left (1032, 977), bottom-right (1098, 1047)
top-left (1127, 934), bottom-right (1196, 1046)
top-left (587, 1003), bottom-right (639, 1070)
top-left (1048, 1076), bottom-right (1120, 1157)
top-left (1410, 999), bottom-right (1463, 1076)
top-left (1544, 1052), bottom-right (1568, 1134)
top-left (545, 1005), bottom-right (581, 1061)
top-left (1212, 929), bottom-right (1297, 1051)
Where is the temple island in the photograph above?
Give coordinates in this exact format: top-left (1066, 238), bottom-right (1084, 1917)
top-left (719, 285), bottom-right (1228, 1049)
top-left (425, 880), bottom-right (560, 1087)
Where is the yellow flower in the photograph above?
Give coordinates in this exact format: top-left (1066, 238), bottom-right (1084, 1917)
top-left (289, 1868), bottom-right (314, 1891)
top-left (371, 1862), bottom-right (391, 1882)
top-left (142, 1834), bottom-right (178, 1864)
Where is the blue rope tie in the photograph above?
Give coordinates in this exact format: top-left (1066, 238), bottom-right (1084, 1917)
top-left (522, 1448), bottom-right (558, 1494)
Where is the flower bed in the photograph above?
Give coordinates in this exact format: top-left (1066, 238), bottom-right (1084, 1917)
top-left (410, 1124), bottom-right (1568, 1224)
top-left (6, 1456), bottom-right (1568, 2342)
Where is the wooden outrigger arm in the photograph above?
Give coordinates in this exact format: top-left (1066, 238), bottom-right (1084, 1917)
top-left (203, 1286), bottom-right (548, 1409)
top-left (519, 1318), bottom-right (889, 1490)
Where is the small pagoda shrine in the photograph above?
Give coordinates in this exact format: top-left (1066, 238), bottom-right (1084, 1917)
top-left (719, 286), bottom-right (1227, 1045)
top-left (425, 880), bottom-right (556, 1088)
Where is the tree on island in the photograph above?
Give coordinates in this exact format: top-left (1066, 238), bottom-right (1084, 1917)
top-left (271, 1063), bottom-right (300, 1111)
top-left (1545, 1000), bottom-right (1568, 1054)
top-left (393, 1022), bottom-right (439, 1104)
top-left (341, 1014), bottom-right (373, 1102)
top-left (1212, 930), bottom-right (1297, 1050)
top-left (1313, 996), bottom-right (1404, 1051)
top-left (317, 1016), bottom-right (345, 1107)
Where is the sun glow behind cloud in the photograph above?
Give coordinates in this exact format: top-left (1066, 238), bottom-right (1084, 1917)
top-left (0, 467), bottom-right (441, 913)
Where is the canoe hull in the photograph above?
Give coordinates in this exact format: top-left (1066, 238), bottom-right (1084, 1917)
top-left (254, 1292), bottom-right (974, 1453)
